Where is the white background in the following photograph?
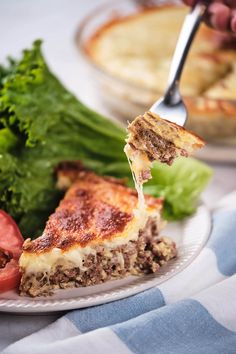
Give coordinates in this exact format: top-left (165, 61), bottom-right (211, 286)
top-left (0, 0), bottom-right (235, 350)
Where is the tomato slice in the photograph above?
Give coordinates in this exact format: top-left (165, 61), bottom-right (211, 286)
top-left (0, 210), bottom-right (24, 293)
top-left (0, 210), bottom-right (24, 259)
top-left (0, 259), bottom-right (21, 293)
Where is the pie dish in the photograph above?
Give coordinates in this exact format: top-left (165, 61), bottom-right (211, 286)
top-left (76, 0), bottom-right (236, 142)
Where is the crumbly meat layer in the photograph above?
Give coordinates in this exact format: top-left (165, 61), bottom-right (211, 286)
top-left (129, 128), bottom-right (188, 166)
top-left (20, 218), bottom-right (176, 297)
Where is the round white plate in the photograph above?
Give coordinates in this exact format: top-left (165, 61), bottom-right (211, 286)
top-left (0, 204), bottom-right (211, 314)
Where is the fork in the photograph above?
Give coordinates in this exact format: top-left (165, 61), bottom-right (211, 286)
top-left (150, 1), bottom-right (209, 126)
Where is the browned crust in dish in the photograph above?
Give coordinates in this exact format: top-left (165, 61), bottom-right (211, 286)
top-left (185, 97), bottom-right (236, 140)
top-left (84, 5), bottom-right (218, 59)
top-left (22, 168), bottom-right (163, 254)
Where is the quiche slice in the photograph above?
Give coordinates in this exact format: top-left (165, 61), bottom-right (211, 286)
top-left (124, 111), bottom-right (205, 184)
top-left (19, 163), bottom-right (176, 297)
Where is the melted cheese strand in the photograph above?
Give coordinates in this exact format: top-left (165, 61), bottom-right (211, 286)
top-left (124, 145), bottom-right (148, 216)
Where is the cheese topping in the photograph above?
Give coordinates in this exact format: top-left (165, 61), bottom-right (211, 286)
top-left (124, 144), bottom-right (151, 211)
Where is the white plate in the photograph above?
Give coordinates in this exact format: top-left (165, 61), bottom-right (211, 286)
top-left (0, 204), bottom-right (211, 314)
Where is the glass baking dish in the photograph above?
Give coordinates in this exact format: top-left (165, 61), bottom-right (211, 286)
top-left (76, 0), bottom-right (236, 147)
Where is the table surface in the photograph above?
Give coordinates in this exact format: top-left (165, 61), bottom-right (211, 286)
top-left (0, 0), bottom-right (235, 351)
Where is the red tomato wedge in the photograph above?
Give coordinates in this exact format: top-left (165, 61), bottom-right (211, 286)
top-left (0, 259), bottom-right (21, 293)
top-left (0, 210), bottom-right (24, 293)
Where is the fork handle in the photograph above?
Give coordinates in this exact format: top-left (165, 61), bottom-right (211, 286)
top-left (164, 1), bottom-right (208, 105)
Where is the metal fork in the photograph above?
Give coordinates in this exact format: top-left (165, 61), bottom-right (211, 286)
top-left (150, 1), bottom-right (209, 126)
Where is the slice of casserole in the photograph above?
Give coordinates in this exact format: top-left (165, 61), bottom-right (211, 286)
top-left (124, 111), bottom-right (205, 185)
top-left (19, 163), bottom-right (176, 297)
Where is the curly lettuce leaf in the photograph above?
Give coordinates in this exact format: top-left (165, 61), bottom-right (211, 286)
top-left (144, 158), bottom-right (212, 220)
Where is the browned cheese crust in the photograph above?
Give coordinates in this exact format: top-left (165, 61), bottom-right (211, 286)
top-left (23, 167), bottom-right (163, 255)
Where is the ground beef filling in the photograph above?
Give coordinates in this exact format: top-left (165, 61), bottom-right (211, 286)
top-left (20, 218), bottom-right (177, 297)
top-left (131, 123), bottom-right (188, 165)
